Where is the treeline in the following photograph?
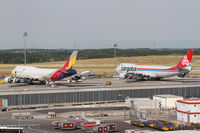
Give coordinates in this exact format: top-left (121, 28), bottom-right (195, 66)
top-left (0, 48), bottom-right (199, 64)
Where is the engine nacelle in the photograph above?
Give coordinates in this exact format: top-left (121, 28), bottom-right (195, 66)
top-left (72, 75), bottom-right (81, 80)
top-left (119, 73), bottom-right (142, 80)
top-left (119, 73), bottom-right (127, 79)
top-left (67, 75), bottom-right (83, 82)
top-left (4, 77), bottom-right (21, 83)
top-left (4, 77), bottom-right (13, 83)
top-left (13, 78), bottom-right (20, 83)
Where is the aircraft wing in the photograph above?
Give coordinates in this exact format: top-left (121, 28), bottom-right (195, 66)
top-left (77, 70), bottom-right (90, 75)
top-left (124, 71), bottom-right (156, 80)
top-left (39, 71), bottom-right (56, 81)
top-left (65, 70), bottom-right (90, 82)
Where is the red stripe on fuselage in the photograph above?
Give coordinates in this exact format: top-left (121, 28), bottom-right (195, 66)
top-left (136, 66), bottom-right (177, 71)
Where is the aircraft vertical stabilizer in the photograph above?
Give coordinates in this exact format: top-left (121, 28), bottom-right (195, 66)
top-left (62, 51), bottom-right (78, 71)
top-left (176, 49), bottom-right (194, 69)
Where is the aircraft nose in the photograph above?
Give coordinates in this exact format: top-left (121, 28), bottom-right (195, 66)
top-left (11, 68), bottom-right (16, 75)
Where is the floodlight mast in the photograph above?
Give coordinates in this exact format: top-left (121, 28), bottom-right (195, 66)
top-left (114, 43), bottom-right (118, 75)
top-left (23, 32), bottom-right (28, 66)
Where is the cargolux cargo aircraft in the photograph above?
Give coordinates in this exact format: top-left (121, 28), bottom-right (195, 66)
top-left (115, 49), bottom-right (194, 80)
top-left (5, 51), bottom-right (80, 87)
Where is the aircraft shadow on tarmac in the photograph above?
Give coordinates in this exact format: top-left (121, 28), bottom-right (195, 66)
top-left (20, 81), bottom-right (101, 88)
top-left (159, 78), bottom-right (200, 83)
top-left (56, 83), bottom-right (101, 87)
top-left (125, 78), bottom-right (200, 84)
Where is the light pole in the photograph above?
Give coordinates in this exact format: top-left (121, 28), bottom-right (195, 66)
top-left (23, 32), bottom-right (28, 66)
top-left (10, 89), bottom-right (15, 109)
top-left (18, 94), bottom-right (22, 133)
top-left (18, 89), bottom-right (28, 133)
top-left (114, 43), bottom-right (118, 75)
top-left (118, 94), bottom-right (128, 119)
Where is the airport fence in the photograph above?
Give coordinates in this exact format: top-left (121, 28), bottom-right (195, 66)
top-left (0, 86), bottom-right (200, 106)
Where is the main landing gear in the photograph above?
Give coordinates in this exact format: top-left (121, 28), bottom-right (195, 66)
top-left (45, 80), bottom-right (56, 88)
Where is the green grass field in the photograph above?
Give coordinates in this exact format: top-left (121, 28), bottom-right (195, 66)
top-left (1, 55), bottom-right (200, 76)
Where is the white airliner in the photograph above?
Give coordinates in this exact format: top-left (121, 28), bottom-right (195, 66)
top-left (115, 49), bottom-right (194, 80)
top-left (4, 51), bottom-right (87, 87)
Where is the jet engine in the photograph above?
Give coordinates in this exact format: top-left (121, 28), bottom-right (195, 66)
top-left (119, 73), bottom-right (126, 79)
top-left (4, 77), bottom-right (21, 83)
top-left (13, 78), bottom-right (21, 83)
top-left (67, 75), bottom-right (83, 83)
top-left (124, 73), bottom-right (134, 79)
top-left (119, 73), bottom-right (145, 81)
top-left (4, 77), bottom-right (13, 83)
top-left (71, 75), bottom-right (82, 82)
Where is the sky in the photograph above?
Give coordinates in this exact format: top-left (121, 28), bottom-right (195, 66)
top-left (0, 0), bottom-right (200, 49)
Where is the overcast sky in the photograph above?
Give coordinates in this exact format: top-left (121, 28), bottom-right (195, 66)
top-left (0, 0), bottom-right (200, 49)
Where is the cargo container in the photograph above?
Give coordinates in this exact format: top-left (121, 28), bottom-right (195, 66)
top-left (57, 121), bottom-right (69, 129)
top-left (81, 124), bottom-right (100, 129)
top-left (93, 125), bottom-right (109, 133)
top-left (0, 99), bottom-right (8, 111)
top-left (125, 130), bottom-right (136, 133)
top-left (72, 119), bottom-right (83, 128)
top-left (51, 118), bottom-right (118, 132)
top-left (51, 121), bottom-right (59, 129)
top-left (82, 124), bottom-right (109, 133)
top-left (82, 124), bottom-right (100, 132)
top-left (125, 130), bottom-right (146, 133)
top-left (153, 94), bottom-right (183, 109)
top-left (104, 123), bottom-right (117, 132)
top-left (81, 121), bottom-right (99, 127)
top-left (52, 120), bottom-right (67, 129)
top-left (52, 117), bottom-right (86, 130)
top-left (60, 121), bottom-right (75, 130)
top-left (54, 119), bottom-right (86, 130)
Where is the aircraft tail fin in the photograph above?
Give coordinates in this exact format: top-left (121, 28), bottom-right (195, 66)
top-left (62, 51), bottom-right (78, 71)
top-left (176, 49), bottom-right (194, 69)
